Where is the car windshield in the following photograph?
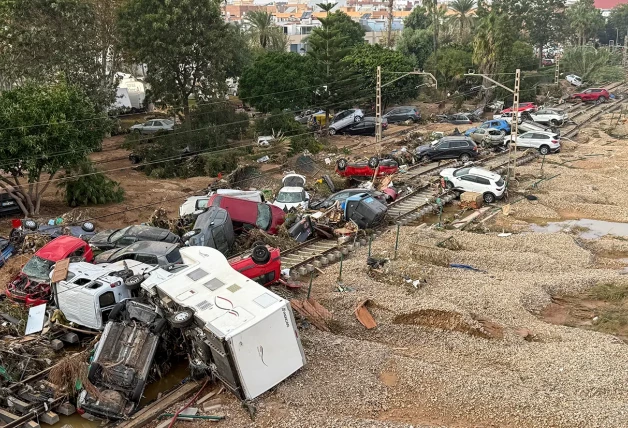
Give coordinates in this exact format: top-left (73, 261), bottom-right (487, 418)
top-left (109, 226), bottom-right (131, 243)
top-left (496, 178), bottom-right (505, 187)
top-left (166, 248), bottom-right (182, 263)
top-left (453, 167), bottom-right (471, 177)
top-left (22, 255), bottom-right (54, 280)
top-left (276, 191), bottom-right (303, 203)
top-left (256, 203), bottom-right (272, 230)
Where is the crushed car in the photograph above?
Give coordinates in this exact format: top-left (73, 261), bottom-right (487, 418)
top-left (207, 195), bottom-right (286, 235)
top-left (328, 109), bottom-right (364, 135)
top-left (179, 189), bottom-right (265, 218)
top-left (88, 225), bottom-right (180, 251)
top-left (10, 218), bottom-right (96, 244)
top-left (183, 206), bottom-right (235, 255)
top-left (272, 174), bottom-right (309, 211)
top-left (94, 241), bottom-right (184, 267)
top-left (5, 235), bottom-right (93, 305)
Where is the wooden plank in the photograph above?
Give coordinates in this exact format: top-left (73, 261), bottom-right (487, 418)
top-left (355, 300), bottom-right (377, 329)
top-left (119, 381), bottom-right (201, 428)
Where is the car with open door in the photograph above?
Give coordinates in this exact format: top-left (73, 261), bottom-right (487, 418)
top-left (272, 174), bottom-right (309, 211)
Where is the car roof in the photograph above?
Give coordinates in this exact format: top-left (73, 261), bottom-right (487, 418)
top-left (442, 136), bottom-right (473, 141)
top-left (121, 240), bottom-right (180, 254)
top-left (467, 167), bottom-right (502, 180)
top-left (128, 225), bottom-right (173, 240)
top-left (36, 235), bottom-right (86, 261)
top-left (279, 186), bottom-right (305, 192)
top-left (522, 130), bottom-right (555, 136)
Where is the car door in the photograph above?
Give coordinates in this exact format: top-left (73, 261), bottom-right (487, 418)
top-left (470, 129), bottom-right (485, 143)
top-left (385, 108), bottom-right (400, 122)
top-left (432, 140), bottom-right (451, 160)
top-left (457, 175), bottom-right (480, 193)
top-left (516, 133), bottom-right (532, 148)
top-left (530, 133), bottom-right (551, 149)
top-left (348, 122), bottom-right (366, 135)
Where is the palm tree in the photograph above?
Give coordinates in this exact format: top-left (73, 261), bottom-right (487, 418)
top-left (245, 10), bottom-right (283, 50)
top-left (449, 0), bottom-right (476, 41)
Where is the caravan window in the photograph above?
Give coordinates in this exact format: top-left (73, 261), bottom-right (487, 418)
top-left (99, 291), bottom-right (115, 308)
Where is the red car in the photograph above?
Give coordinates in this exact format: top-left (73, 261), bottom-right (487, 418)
top-left (229, 244), bottom-right (281, 287)
top-left (208, 195), bottom-right (285, 235)
top-left (336, 157), bottom-right (398, 178)
top-left (5, 236), bottom-right (94, 306)
top-left (500, 102), bottom-right (537, 114)
top-left (571, 88), bottom-right (610, 103)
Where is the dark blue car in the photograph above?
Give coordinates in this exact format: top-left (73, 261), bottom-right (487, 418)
top-left (0, 237), bottom-right (14, 268)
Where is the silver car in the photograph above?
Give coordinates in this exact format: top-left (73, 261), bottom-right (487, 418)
top-left (130, 119), bottom-right (174, 134)
top-left (329, 109), bottom-right (364, 135)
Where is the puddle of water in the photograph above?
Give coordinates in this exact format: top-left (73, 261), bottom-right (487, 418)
top-left (529, 218), bottom-right (628, 239)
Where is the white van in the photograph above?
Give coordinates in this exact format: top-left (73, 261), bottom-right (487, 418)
top-left (140, 246), bottom-right (305, 400)
top-left (53, 260), bottom-right (167, 330)
top-left (179, 189), bottom-right (265, 218)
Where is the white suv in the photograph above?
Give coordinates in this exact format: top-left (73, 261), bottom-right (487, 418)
top-left (506, 131), bottom-right (560, 155)
top-left (440, 166), bottom-right (505, 203)
top-left (329, 109), bottom-right (364, 135)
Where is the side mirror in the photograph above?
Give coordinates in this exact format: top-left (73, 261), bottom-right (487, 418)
top-left (182, 229), bottom-right (200, 242)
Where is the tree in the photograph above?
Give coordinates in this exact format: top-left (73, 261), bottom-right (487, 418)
top-left (523, 0), bottom-right (566, 66)
top-left (307, 3), bottom-right (362, 124)
top-left (604, 4), bottom-right (628, 45)
top-left (118, 0), bottom-right (249, 120)
top-left (345, 44), bottom-right (420, 110)
top-left (0, 84), bottom-right (108, 215)
top-left (561, 46), bottom-right (624, 82)
top-left (425, 47), bottom-right (473, 88)
top-left (244, 10), bottom-right (287, 51)
top-left (405, 6), bottom-right (431, 30)
top-left (309, 9), bottom-right (366, 50)
top-left (239, 52), bottom-right (314, 112)
top-left (397, 28), bottom-right (434, 68)
top-left (448, 0), bottom-right (476, 42)
top-left (567, 0), bottom-right (604, 45)
top-left (0, 0), bottom-right (120, 110)
top-left (60, 161), bottom-right (124, 207)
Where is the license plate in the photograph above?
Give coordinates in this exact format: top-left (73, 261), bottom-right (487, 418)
top-left (1, 201), bottom-right (14, 206)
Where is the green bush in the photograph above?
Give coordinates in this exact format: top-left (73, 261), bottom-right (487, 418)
top-left (289, 134), bottom-right (323, 155)
top-left (59, 161), bottom-right (124, 206)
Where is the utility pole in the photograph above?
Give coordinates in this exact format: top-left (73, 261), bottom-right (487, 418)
top-left (623, 35), bottom-right (628, 68)
top-left (386, 0), bottom-right (394, 48)
top-left (465, 69), bottom-right (521, 186)
top-left (376, 69), bottom-right (438, 143)
top-left (554, 58), bottom-right (560, 84)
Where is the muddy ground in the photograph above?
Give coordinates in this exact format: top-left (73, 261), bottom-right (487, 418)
top-left (7, 104), bottom-right (628, 427)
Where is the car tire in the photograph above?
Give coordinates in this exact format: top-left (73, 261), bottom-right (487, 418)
top-left (483, 192), bottom-right (496, 204)
top-left (354, 115), bottom-right (362, 123)
top-left (88, 362), bottom-right (102, 384)
top-left (150, 318), bottom-right (167, 335)
top-left (446, 181), bottom-right (455, 190)
top-left (23, 219), bottom-right (37, 231)
top-left (81, 222), bottom-right (95, 232)
top-left (329, 128), bottom-right (336, 136)
top-left (419, 155), bottom-right (430, 163)
top-left (367, 156), bottom-right (379, 169)
top-left (124, 274), bottom-right (145, 291)
top-left (598, 96), bottom-right (607, 103)
top-left (169, 309), bottom-right (194, 329)
top-left (130, 379), bottom-right (146, 402)
top-left (109, 301), bottom-right (127, 321)
top-left (459, 153), bottom-right (471, 162)
top-left (252, 240), bottom-right (266, 248)
top-left (550, 119), bottom-right (559, 126)
top-left (252, 245), bottom-right (271, 265)
top-left (539, 145), bottom-right (550, 155)
top-left (336, 158), bottom-right (348, 171)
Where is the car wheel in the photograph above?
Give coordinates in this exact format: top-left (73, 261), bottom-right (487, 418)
top-left (23, 219), bottom-right (37, 231)
top-left (354, 115), bottom-right (362, 123)
top-left (459, 153), bottom-right (471, 162)
top-left (598, 96), bottom-right (607, 103)
top-left (419, 155), bottom-right (430, 163)
top-left (109, 301), bottom-right (127, 321)
top-left (367, 156), bottom-right (379, 169)
top-left (403, 118), bottom-right (413, 125)
top-left (446, 181), bottom-right (455, 190)
top-left (550, 119), bottom-right (559, 126)
top-left (81, 222), bottom-right (95, 232)
top-left (539, 145), bottom-right (550, 155)
top-left (169, 309), bottom-right (194, 329)
top-left (88, 362), bottom-right (102, 384)
top-left (130, 379), bottom-right (146, 402)
top-left (252, 245), bottom-right (271, 265)
top-left (336, 158), bottom-right (348, 171)
top-left (124, 274), bottom-right (145, 291)
top-left (329, 128), bottom-right (336, 136)
top-left (483, 192), bottom-right (496, 204)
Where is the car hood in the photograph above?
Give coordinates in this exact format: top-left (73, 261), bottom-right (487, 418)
top-left (439, 168), bottom-right (456, 178)
top-left (272, 201), bottom-right (304, 211)
top-left (282, 174), bottom-right (306, 187)
top-left (89, 229), bottom-right (115, 246)
top-left (464, 128), bottom-right (477, 136)
top-left (93, 247), bottom-right (119, 263)
top-left (415, 145), bottom-right (432, 153)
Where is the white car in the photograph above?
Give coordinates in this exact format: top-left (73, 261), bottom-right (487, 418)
top-left (257, 136), bottom-right (274, 147)
top-left (506, 131), bottom-right (560, 155)
top-left (130, 119), bottom-right (174, 134)
top-left (329, 109), bottom-right (364, 135)
top-left (566, 74), bottom-right (583, 87)
top-left (524, 108), bottom-right (568, 126)
top-left (440, 166), bottom-right (505, 204)
top-left (272, 174), bottom-right (309, 211)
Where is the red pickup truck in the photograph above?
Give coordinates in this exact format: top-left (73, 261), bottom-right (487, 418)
top-left (571, 88), bottom-right (610, 103)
